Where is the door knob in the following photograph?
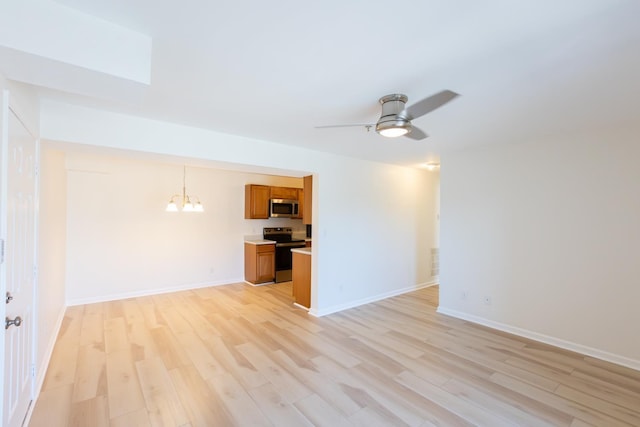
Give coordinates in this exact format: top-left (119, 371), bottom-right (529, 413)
top-left (6, 292), bottom-right (13, 304)
top-left (5, 316), bottom-right (22, 330)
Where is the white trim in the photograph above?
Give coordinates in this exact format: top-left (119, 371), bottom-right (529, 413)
top-left (243, 280), bottom-right (275, 287)
top-left (437, 306), bottom-right (640, 372)
top-left (309, 281), bottom-right (437, 317)
top-left (292, 302), bottom-right (309, 311)
top-left (66, 277), bottom-right (244, 306)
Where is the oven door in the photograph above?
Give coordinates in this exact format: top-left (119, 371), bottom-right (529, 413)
top-left (274, 241), bottom-right (306, 282)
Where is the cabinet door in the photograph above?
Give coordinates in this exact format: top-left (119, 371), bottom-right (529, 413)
top-left (292, 252), bottom-right (311, 308)
top-left (245, 184), bottom-right (270, 219)
top-left (303, 175), bottom-right (313, 225)
top-left (295, 189), bottom-right (304, 219)
top-left (256, 251), bottom-right (275, 283)
top-left (270, 186), bottom-right (298, 200)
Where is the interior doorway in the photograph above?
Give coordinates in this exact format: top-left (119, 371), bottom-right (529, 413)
top-left (1, 95), bottom-right (38, 427)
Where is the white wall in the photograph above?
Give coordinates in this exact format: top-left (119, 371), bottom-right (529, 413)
top-left (64, 151), bottom-right (303, 304)
top-left (36, 147), bottom-right (67, 383)
top-left (439, 127), bottom-right (640, 369)
top-left (40, 101), bottom-right (439, 315)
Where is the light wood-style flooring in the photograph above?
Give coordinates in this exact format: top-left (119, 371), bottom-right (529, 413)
top-left (30, 283), bottom-right (640, 426)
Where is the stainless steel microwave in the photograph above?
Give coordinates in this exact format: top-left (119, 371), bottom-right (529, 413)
top-left (269, 199), bottom-right (299, 218)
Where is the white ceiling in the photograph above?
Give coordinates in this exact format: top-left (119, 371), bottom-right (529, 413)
top-left (6, 0), bottom-right (640, 167)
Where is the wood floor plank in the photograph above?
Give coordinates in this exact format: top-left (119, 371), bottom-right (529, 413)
top-left (554, 384), bottom-right (640, 425)
top-left (109, 408), bottom-right (152, 427)
top-left (29, 384), bottom-right (74, 427)
top-left (104, 317), bottom-right (129, 354)
top-left (293, 393), bottom-right (352, 427)
top-left (41, 338), bottom-right (79, 390)
top-left (128, 320), bottom-right (160, 362)
top-left (150, 325), bottom-right (192, 370)
top-left (272, 348), bottom-right (363, 417)
top-left (56, 305), bottom-right (84, 345)
top-left (136, 357), bottom-right (190, 426)
top-left (71, 343), bottom-right (107, 402)
top-left (248, 382), bottom-right (315, 427)
top-left (201, 335), bottom-right (268, 389)
top-left (315, 355), bottom-right (471, 427)
top-left (29, 284), bottom-right (640, 427)
top-left (440, 377), bottom-right (558, 426)
top-left (206, 373), bottom-right (272, 426)
top-left (236, 341), bottom-right (313, 403)
top-left (397, 370), bottom-right (516, 427)
top-left (175, 330), bottom-right (226, 380)
top-left (69, 395), bottom-right (109, 427)
top-left (168, 364), bottom-right (235, 427)
top-left (105, 348), bottom-right (146, 419)
top-left (78, 312), bottom-right (104, 347)
top-left (122, 298), bottom-right (145, 323)
top-left (491, 372), bottom-right (633, 426)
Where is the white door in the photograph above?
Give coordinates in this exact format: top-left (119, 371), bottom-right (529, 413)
top-left (1, 95), bottom-right (37, 427)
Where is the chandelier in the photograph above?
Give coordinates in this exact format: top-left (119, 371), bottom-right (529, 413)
top-left (166, 166), bottom-right (203, 212)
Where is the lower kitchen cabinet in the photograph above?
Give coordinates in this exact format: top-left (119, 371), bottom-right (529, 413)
top-left (292, 251), bottom-right (311, 308)
top-left (244, 242), bottom-right (275, 284)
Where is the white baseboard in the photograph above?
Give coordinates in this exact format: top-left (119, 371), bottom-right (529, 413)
top-left (244, 280), bottom-right (275, 287)
top-left (437, 306), bottom-right (640, 372)
top-left (66, 277), bottom-right (244, 306)
top-left (293, 302), bottom-right (309, 311)
top-left (309, 281), bottom-right (437, 318)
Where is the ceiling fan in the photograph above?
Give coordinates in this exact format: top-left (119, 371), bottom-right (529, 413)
top-left (316, 90), bottom-right (459, 140)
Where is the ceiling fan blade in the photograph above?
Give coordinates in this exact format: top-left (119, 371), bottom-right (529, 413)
top-left (405, 126), bottom-right (428, 140)
top-left (402, 90), bottom-right (459, 120)
top-left (315, 123), bottom-right (374, 129)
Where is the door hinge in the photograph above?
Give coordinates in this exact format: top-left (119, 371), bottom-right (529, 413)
top-left (0, 239), bottom-right (4, 264)
top-left (31, 364), bottom-right (36, 378)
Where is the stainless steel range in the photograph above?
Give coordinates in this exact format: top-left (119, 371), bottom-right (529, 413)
top-left (263, 227), bottom-right (305, 283)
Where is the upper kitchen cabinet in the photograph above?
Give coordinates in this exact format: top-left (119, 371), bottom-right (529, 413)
top-left (295, 188), bottom-right (304, 219)
top-left (245, 184), bottom-right (270, 219)
top-left (270, 186), bottom-right (298, 200)
top-left (303, 175), bottom-right (313, 225)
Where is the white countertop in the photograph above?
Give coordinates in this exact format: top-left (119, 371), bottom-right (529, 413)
top-left (244, 239), bottom-right (276, 245)
top-left (291, 247), bottom-right (311, 255)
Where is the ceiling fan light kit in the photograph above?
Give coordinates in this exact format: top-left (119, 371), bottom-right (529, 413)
top-left (376, 94), bottom-right (412, 137)
top-left (317, 90), bottom-right (459, 141)
top-left (376, 119), bottom-right (411, 137)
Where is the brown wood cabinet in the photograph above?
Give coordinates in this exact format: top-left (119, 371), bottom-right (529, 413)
top-left (292, 251), bottom-right (311, 308)
top-left (244, 184), bottom-right (270, 219)
top-left (294, 189), bottom-right (304, 219)
top-left (270, 186), bottom-right (299, 200)
top-left (244, 242), bottom-right (275, 284)
top-left (303, 175), bottom-right (313, 225)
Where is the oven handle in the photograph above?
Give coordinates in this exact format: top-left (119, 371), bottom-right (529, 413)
top-left (276, 242), bottom-right (307, 248)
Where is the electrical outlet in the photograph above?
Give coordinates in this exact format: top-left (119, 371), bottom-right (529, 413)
top-left (483, 296), bottom-right (492, 305)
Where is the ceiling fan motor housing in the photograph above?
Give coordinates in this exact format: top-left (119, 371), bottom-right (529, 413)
top-left (375, 94), bottom-right (412, 136)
